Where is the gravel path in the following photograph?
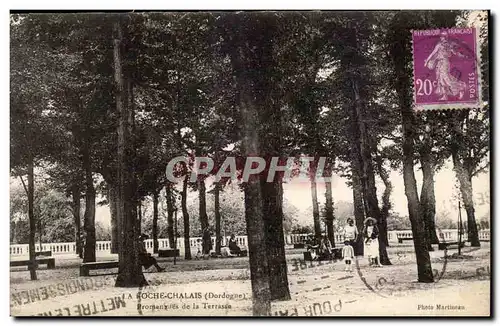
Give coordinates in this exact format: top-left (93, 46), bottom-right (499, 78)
top-left (10, 243), bottom-right (490, 316)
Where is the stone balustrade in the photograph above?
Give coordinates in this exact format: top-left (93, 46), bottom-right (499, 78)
top-left (9, 229), bottom-right (490, 257)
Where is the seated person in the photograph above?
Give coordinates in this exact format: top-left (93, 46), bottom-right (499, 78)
top-left (305, 234), bottom-right (320, 260)
top-left (319, 235), bottom-right (333, 257)
top-left (138, 234), bottom-right (165, 272)
top-left (228, 234), bottom-right (242, 255)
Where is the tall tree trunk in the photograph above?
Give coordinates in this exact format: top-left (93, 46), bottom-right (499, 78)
top-left (71, 184), bottom-right (83, 258)
top-left (419, 143), bottom-right (439, 249)
top-left (137, 200), bottom-right (142, 234)
top-left (351, 165), bottom-right (365, 256)
top-left (401, 109), bottom-right (433, 282)
top-left (375, 155), bottom-right (393, 248)
top-left (452, 151), bottom-right (480, 247)
top-left (27, 154), bottom-right (37, 280)
top-left (82, 144), bottom-right (96, 263)
top-left (181, 173), bottom-right (192, 260)
top-left (152, 191), bottom-right (159, 253)
top-left (165, 184), bottom-right (175, 249)
top-left (198, 178), bottom-right (209, 232)
top-left (113, 19), bottom-right (147, 287)
top-left (214, 182), bottom-right (222, 255)
top-left (261, 180), bottom-right (291, 301)
top-left (230, 18), bottom-right (271, 314)
top-left (351, 76), bottom-right (391, 265)
top-left (324, 170), bottom-right (335, 248)
top-left (389, 12), bottom-right (434, 283)
top-left (109, 183), bottom-right (119, 254)
top-left (310, 177), bottom-right (322, 240)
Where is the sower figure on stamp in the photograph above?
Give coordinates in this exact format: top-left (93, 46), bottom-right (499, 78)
top-left (424, 31), bottom-right (467, 101)
top-left (362, 217), bottom-right (383, 267)
top-left (138, 234), bottom-right (165, 272)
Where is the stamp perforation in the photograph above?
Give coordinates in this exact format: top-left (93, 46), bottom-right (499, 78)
top-left (411, 26), bottom-right (484, 112)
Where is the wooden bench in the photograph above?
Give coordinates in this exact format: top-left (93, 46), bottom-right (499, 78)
top-left (10, 257), bottom-right (55, 269)
top-left (158, 249), bottom-right (180, 258)
top-left (438, 241), bottom-right (465, 250)
top-left (80, 261), bottom-right (119, 277)
top-left (397, 236), bottom-right (413, 243)
top-left (35, 250), bottom-right (52, 257)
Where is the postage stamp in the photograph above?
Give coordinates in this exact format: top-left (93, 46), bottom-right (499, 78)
top-left (412, 28), bottom-right (482, 110)
top-left (9, 10), bottom-right (490, 318)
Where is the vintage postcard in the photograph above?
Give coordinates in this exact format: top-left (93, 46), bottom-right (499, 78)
top-left (10, 10), bottom-right (490, 317)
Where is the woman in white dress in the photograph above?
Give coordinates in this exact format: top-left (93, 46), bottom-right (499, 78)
top-left (362, 217), bottom-right (382, 267)
top-left (343, 217), bottom-right (359, 246)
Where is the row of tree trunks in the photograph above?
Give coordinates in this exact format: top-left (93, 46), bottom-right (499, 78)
top-left (113, 19), bottom-right (147, 287)
top-left (181, 173), bottom-right (192, 260)
top-left (165, 184), bottom-right (175, 249)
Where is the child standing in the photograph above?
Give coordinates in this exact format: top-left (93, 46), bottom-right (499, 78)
top-left (342, 240), bottom-right (355, 272)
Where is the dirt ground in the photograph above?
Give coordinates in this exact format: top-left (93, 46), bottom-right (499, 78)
top-left (10, 243), bottom-right (490, 316)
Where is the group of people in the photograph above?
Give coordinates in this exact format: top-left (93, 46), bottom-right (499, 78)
top-left (305, 216), bottom-right (383, 271)
top-left (341, 216), bottom-right (383, 272)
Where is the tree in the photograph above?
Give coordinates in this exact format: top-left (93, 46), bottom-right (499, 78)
top-left (386, 11), bottom-right (434, 282)
top-left (220, 12), bottom-right (277, 315)
top-left (113, 16), bottom-right (147, 287)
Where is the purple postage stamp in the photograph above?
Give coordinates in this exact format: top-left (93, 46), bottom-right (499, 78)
top-left (412, 28), bottom-right (481, 110)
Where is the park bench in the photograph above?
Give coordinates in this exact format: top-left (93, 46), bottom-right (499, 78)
top-left (293, 243), bottom-right (306, 249)
top-left (80, 261), bottom-right (119, 277)
top-left (438, 241), bottom-right (465, 250)
top-left (10, 257), bottom-right (55, 269)
top-left (397, 234), bottom-right (413, 243)
top-left (35, 250), bottom-right (52, 257)
top-left (158, 249), bottom-right (180, 258)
